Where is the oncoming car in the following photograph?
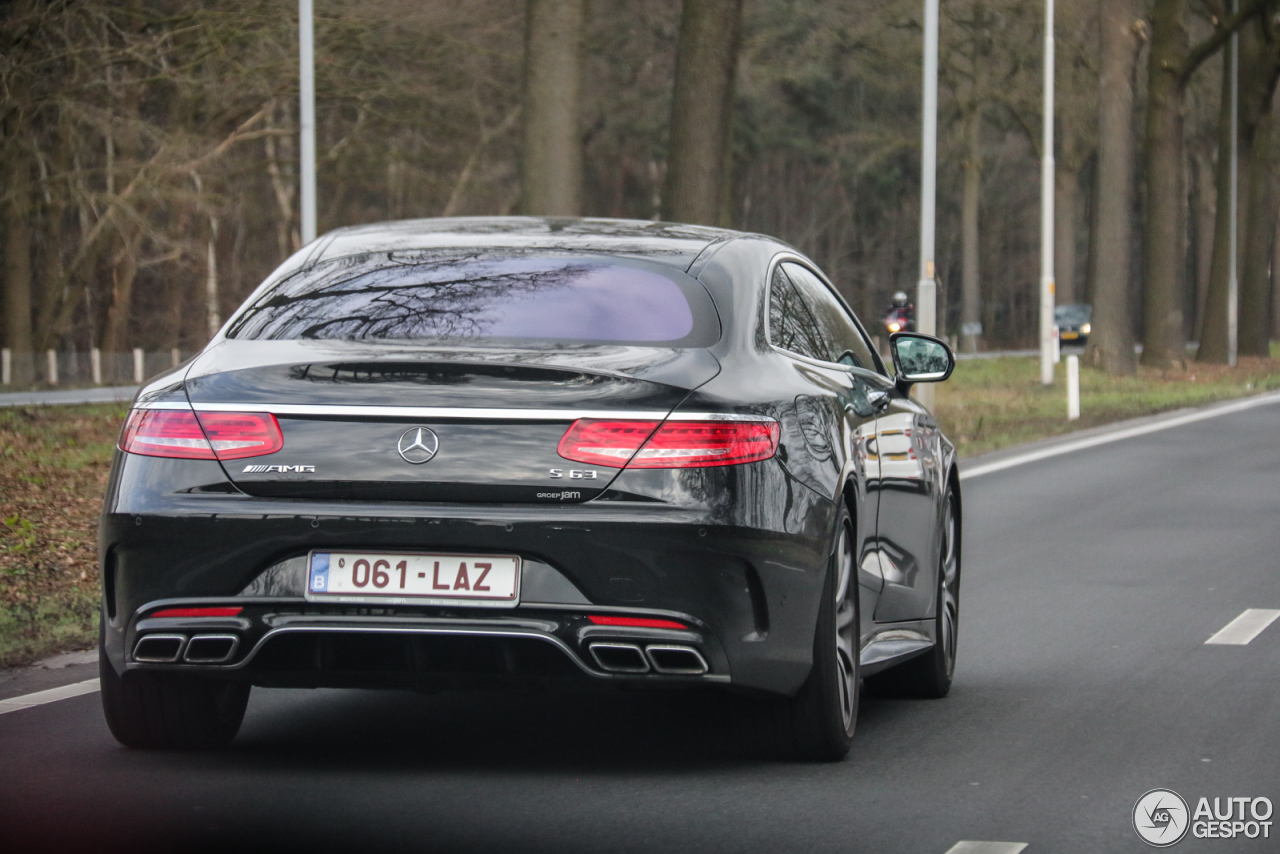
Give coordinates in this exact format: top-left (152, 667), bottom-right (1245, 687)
top-left (99, 217), bottom-right (962, 761)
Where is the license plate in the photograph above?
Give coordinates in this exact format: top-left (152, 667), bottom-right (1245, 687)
top-left (1061, 331), bottom-right (1079, 340)
top-left (306, 551), bottom-right (520, 607)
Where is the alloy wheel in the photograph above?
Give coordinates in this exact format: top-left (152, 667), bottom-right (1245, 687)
top-left (833, 522), bottom-right (858, 732)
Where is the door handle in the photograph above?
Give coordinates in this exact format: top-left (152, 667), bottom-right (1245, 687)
top-left (866, 389), bottom-right (891, 412)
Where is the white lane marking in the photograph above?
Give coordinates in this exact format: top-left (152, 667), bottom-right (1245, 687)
top-left (944, 843), bottom-right (1028, 854)
top-left (1205, 609), bottom-right (1280, 645)
top-left (0, 678), bottom-right (100, 715)
top-left (961, 390), bottom-right (1280, 480)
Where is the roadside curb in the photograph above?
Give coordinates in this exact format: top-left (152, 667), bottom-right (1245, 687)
top-left (0, 385), bottom-right (139, 408)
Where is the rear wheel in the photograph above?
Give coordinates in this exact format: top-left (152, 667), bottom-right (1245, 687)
top-left (100, 634), bottom-right (250, 749)
top-left (736, 506), bottom-right (859, 761)
top-left (869, 487), bottom-right (960, 698)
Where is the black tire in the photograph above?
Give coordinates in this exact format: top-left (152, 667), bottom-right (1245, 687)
top-left (100, 631), bottom-right (250, 749)
top-left (735, 506), bottom-right (860, 761)
top-left (868, 486), bottom-right (960, 699)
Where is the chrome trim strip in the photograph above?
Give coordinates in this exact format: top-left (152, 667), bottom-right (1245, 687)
top-left (134, 400), bottom-right (194, 411)
top-left (135, 401), bottom-right (777, 424)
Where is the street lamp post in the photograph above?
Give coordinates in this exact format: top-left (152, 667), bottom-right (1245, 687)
top-left (917, 0), bottom-right (940, 409)
top-left (300, 0), bottom-right (317, 245)
top-left (1228, 0), bottom-right (1239, 367)
top-left (1039, 0), bottom-right (1056, 386)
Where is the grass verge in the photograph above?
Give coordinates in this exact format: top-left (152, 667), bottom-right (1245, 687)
top-left (2, 354), bottom-right (1279, 666)
top-left (0, 403), bottom-right (126, 667)
top-left (935, 348), bottom-right (1280, 457)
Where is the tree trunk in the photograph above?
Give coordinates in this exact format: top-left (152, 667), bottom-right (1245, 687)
top-left (1191, 152), bottom-right (1216, 343)
top-left (1273, 212), bottom-right (1280, 340)
top-left (1141, 0), bottom-right (1191, 368)
top-left (100, 227), bottom-right (141, 361)
top-left (520, 0), bottom-right (586, 217)
top-left (1084, 0), bottom-right (1138, 375)
top-left (3, 145), bottom-right (35, 384)
top-left (1055, 163), bottom-right (1079, 305)
top-left (1272, 212), bottom-right (1280, 340)
top-left (1237, 22), bottom-right (1280, 357)
top-left (960, 108), bottom-right (982, 353)
top-left (1240, 105), bottom-right (1279, 356)
top-left (662, 0), bottom-right (743, 226)
top-left (1199, 45), bottom-right (1238, 363)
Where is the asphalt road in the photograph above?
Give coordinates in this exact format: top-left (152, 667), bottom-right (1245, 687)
top-left (2, 400), bottom-right (1278, 853)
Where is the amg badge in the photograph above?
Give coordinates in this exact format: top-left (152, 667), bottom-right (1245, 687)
top-left (242, 464), bottom-right (316, 473)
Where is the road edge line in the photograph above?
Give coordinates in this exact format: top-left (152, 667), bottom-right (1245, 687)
top-left (0, 678), bottom-right (100, 715)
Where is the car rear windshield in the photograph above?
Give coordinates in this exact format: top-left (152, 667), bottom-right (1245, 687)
top-left (225, 252), bottom-right (719, 347)
top-left (1054, 304), bottom-right (1091, 325)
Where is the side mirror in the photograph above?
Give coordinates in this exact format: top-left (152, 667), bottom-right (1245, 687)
top-left (890, 332), bottom-right (955, 393)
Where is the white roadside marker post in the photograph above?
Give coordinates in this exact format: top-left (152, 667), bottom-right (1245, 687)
top-left (132, 348), bottom-right (144, 384)
top-left (46, 350), bottom-right (58, 385)
top-left (1067, 354), bottom-right (1080, 421)
top-left (2, 348), bottom-right (11, 385)
top-left (91, 348), bottom-right (102, 385)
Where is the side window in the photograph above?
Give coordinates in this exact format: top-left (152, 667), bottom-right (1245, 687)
top-left (780, 263), bottom-right (878, 371)
top-left (768, 266), bottom-right (827, 361)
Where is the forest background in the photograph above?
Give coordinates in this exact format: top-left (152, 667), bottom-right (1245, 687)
top-left (3, 0), bottom-right (1280, 384)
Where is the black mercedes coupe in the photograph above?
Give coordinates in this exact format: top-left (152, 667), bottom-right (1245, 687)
top-left (99, 217), bottom-right (961, 761)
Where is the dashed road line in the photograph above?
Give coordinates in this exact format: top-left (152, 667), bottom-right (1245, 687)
top-left (944, 843), bottom-right (1028, 854)
top-left (0, 678), bottom-right (99, 715)
top-left (1205, 609), bottom-right (1280, 645)
top-left (961, 390), bottom-right (1280, 480)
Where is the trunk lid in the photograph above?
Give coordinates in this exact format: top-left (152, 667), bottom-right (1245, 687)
top-left (183, 341), bottom-right (719, 502)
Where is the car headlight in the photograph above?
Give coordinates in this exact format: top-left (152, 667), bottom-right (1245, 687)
top-left (888, 322), bottom-right (902, 332)
top-left (1081, 323), bottom-right (1091, 334)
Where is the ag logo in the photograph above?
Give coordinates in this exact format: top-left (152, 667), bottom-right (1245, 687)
top-left (1134, 789), bottom-right (1190, 847)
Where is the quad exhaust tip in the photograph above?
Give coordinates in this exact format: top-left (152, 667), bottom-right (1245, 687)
top-left (133, 633), bottom-right (240, 665)
top-left (133, 634), bottom-right (187, 663)
top-left (588, 643), bottom-right (650, 673)
top-left (183, 634), bottom-right (240, 664)
top-left (645, 645), bottom-right (709, 675)
top-left (588, 642), bottom-right (709, 675)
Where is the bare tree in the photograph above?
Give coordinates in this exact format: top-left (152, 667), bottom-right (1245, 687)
top-left (1199, 10), bottom-right (1280, 361)
top-left (1084, 0), bottom-right (1141, 374)
top-left (662, 0), bottom-right (743, 226)
top-left (1236, 18), bottom-right (1280, 356)
top-left (520, 0), bottom-right (586, 216)
top-left (1141, 0), bottom-right (1269, 368)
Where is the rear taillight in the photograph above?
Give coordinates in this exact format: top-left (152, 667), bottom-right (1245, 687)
top-left (558, 419), bottom-right (779, 469)
top-left (556, 419), bottom-right (661, 467)
top-left (195, 411), bottom-right (284, 459)
top-left (120, 410), bottom-right (282, 460)
top-left (120, 410), bottom-right (216, 459)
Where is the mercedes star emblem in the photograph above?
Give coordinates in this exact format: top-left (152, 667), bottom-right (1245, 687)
top-left (396, 427), bottom-right (439, 464)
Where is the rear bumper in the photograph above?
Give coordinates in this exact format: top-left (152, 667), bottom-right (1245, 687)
top-left (100, 457), bottom-right (836, 696)
top-left (116, 602), bottom-right (727, 689)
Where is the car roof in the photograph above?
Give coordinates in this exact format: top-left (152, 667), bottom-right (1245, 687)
top-left (312, 216), bottom-right (751, 272)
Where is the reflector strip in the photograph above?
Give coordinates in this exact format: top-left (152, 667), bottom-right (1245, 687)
top-left (588, 615), bottom-right (688, 630)
top-left (150, 606), bottom-right (244, 619)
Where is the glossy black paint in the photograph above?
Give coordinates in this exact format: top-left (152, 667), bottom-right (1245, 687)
top-left (101, 216), bottom-right (959, 698)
